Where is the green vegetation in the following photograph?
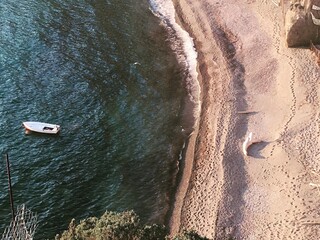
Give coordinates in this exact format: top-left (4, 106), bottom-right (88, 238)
top-left (55, 210), bottom-right (208, 240)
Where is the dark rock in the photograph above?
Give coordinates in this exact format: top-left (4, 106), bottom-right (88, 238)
top-left (285, 0), bottom-right (320, 47)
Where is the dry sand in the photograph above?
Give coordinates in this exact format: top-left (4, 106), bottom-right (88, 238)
top-left (169, 0), bottom-right (320, 239)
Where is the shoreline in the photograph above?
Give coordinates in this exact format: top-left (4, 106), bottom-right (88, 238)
top-left (168, 0), bottom-right (320, 239)
top-left (169, 0), bottom-right (247, 237)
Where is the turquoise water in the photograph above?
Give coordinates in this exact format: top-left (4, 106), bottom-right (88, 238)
top-left (0, 0), bottom-right (186, 238)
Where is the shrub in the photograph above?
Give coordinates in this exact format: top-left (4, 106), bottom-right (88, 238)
top-left (55, 210), bottom-right (167, 240)
top-left (55, 211), bottom-right (209, 240)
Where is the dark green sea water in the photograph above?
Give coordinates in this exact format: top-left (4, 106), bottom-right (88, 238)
top-left (0, 0), bottom-right (188, 238)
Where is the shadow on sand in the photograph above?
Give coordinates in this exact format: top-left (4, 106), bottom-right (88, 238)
top-left (247, 141), bottom-right (270, 159)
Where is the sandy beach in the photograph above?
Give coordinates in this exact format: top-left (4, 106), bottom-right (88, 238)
top-left (169, 0), bottom-right (320, 239)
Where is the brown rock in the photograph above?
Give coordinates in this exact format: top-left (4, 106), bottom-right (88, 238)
top-left (285, 0), bottom-right (320, 47)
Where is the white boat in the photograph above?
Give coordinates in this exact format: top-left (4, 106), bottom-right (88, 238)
top-left (22, 121), bottom-right (60, 135)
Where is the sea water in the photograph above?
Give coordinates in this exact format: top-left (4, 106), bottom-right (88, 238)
top-left (0, 0), bottom-right (198, 239)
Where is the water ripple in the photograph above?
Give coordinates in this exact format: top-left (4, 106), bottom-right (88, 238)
top-left (0, 0), bottom-right (185, 239)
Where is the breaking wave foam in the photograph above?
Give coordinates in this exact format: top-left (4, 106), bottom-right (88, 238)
top-left (149, 0), bottom-right (201, 133)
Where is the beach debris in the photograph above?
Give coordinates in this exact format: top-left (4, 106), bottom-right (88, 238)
top-left (242, 132), bottom-right (253, 156)
top-left (301, 221), bottom-right (320, 226)
top-left (237, 110), bottom-right (257, 115)
top-left (311, 170), bottom-right (320, 177)
top-left (310, 41), bottom-right (320, 66)
top-left (311, 12), bottom-right (320, 25)
top-left (309, 182), bottom-right (320, 188)
top-left (312, 4), bottom-right (320, 11)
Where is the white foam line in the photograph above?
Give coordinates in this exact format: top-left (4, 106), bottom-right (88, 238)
top-left (149, 0), bottom-right (201, 129)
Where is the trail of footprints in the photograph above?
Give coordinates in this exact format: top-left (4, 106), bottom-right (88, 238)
top-left (274, 3), bottom-right (320, 238)
top-left (247, 1), bottom-right (320, 238)
top-left (253, 1), bottom-right (320, 239)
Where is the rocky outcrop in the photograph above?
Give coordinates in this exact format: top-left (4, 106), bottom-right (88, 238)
top-left (285, 0), bottom-right (320, 47)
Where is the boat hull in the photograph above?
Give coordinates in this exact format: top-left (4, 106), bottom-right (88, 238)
top-left (22, 122), bottom-right (60, 135)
